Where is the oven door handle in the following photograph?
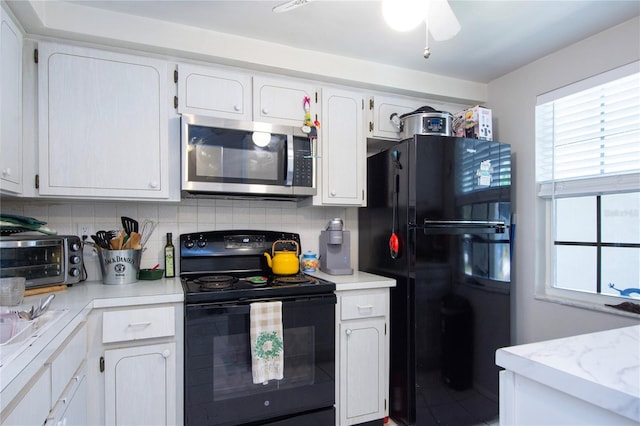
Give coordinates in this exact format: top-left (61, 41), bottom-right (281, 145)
top-left (188, 293), bottom-right (337, 312)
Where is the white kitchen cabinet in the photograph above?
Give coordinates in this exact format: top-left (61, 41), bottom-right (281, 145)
top-left (86, 304), bottom-right (181, 426)
top-left (176, 63), bottom-right (252, 121)
top-left (253, 75), bottom-right (319, 126)
top-left (36, 42), bottom-right (174, 200)
top-left (104, 342), bottom-right (176, 425)
top-left (497, 325), bottom-right (640, 426)
top-left (0, 365), bottom-right (51, 426)
top-left (1, 321), bottom-right (87, 426)
top-left (499, 370), bottom-right (637, 425)
top-left (368, 94), bottom-right (426, 140)
top-left (0, 4), bottom-right (23, 194)
top-left (306, 87), bottom-right (365, 206)
top-left (336, 288), bottom-right (390, 425)
top-left (46, 363), bottom-right (88, 426)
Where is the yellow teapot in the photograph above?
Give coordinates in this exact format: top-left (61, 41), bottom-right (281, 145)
top-left (264, 240), bottom-right (300, 275)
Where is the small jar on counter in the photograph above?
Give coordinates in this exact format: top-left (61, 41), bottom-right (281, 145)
top-left (301, 251), bottom-right (319, 273)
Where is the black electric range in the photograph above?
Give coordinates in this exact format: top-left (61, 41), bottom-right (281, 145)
top-left (181, 230), bottom-right (337, 425)
top-left (180, 230), bottom-right (335, 304)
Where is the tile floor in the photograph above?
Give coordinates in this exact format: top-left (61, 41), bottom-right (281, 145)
top-left (385, 371), bottom-right (500, 426)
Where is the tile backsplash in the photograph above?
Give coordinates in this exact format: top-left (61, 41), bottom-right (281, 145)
top-left (1, 198), bottom-right (359, 282)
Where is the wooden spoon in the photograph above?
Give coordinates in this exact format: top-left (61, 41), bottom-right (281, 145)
top-left (110, 230), bottom-right (125, 250)
top-left (123, 232), bottom-right (142, 250)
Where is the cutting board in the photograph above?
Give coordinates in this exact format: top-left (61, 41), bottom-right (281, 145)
top-left (24, 285), bottom-right (67, 296)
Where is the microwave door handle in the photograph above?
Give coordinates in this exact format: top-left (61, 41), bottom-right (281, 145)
top-left (284, 134), bottom-right (294, 186)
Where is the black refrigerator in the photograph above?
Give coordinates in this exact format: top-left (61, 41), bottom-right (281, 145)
top-left (359, 135), bottom-right (512, 426)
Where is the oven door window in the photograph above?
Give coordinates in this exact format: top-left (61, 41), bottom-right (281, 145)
top-left (185, 296), bottom-right (335, 426)
top-left (187, 125), bottom-right (286, 185)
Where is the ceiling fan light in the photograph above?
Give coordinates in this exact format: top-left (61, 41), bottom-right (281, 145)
top-left (382, 0), bottom-right (428, 32)
top-left (427, 0), bottom-right (460, 41)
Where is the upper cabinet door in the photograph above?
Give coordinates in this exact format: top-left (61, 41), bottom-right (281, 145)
top-left (0, 6), bottom-right (23, 194)
top-left (176, 63), bottom-right (251, 121)
top-left (320, 88), bottom-right (365, 206)
top-left (37, 42), bottom-right (172, 200)
top-left (369, 95), bottom-right (425, 140)
top-left (253, 76), bottom-right (319, 126)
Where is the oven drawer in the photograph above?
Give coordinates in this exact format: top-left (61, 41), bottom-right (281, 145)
top-left (340, 290), bottom-right (388, 320)
top-left (102, 306), bottom-right (175, 343)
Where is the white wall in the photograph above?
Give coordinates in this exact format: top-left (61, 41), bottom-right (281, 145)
top-left (0, 199), bottom-right (358, 282)
top-left (487, 17), bottom-right (640, 345)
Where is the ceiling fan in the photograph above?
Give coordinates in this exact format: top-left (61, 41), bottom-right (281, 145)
top-left (272, 0), bottom-right (461, 59)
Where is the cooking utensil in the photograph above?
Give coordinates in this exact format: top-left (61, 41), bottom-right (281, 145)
top-left (122, 231), bottom-right (142, 250)
top-left (91, 233), bottom-right (111, 249)
top-left (139, 219), bottom-right (157, 249)
top-left (14, 305), bottom-right (34, 321)
top-left (389, 149), bottom-right (401, 259)
top-left (263, 240), bottom-right (300, 275)
top-left (13, 294), bottom-right (55, 321)
top-left (32, 294), bottom-right (55, 319)
top-left (121, 216), bottom-right (139, 235)
top-left (391, 105), bottom-right (453, 139)
top-left (109, 230), bottom-right (126, 250)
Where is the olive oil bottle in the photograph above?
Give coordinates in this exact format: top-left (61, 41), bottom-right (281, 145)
top-left (164, 232), bottom-right (175, 278)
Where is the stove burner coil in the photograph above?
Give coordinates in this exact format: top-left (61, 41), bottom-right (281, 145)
top-left (194, 275), bottom-right (237, 290)
top-left (272, 275), bottom-right (318, 286)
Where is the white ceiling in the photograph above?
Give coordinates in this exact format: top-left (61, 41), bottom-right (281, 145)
top-left (54, 0), bottom-right (640, 83)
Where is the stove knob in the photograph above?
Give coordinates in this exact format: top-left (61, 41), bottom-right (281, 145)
top-left (69, 268), bottom-right (80, 277)
top-left (184, 240), bottom-right (195, 249)
top-left (197, 239), bottom-right (207, 248)
top-left (70, 242), bottom-right (81, 252)
top-left (70, 255), bottom-right (81, 265)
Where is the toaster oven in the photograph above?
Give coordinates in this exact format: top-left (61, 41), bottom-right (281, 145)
top-left (0, 235), bottom-right (84, 288)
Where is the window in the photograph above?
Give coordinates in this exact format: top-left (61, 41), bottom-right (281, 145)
top-left (535, 62), bottom-right (640, 302)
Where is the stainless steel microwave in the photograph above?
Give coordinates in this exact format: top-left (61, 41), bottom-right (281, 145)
top-left (0, 235), bottom-right (84, 288)
top-left (181, 115), bottom-right (317, 198)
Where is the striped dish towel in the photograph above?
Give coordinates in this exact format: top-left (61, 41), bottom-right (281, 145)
top-left (250, 301), bottom-right (284, 384)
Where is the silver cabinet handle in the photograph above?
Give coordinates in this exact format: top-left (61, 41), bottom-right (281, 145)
top-left (128, 322), bottom-right (152, 328)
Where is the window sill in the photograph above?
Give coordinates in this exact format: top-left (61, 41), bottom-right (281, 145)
top-left (535, 288), bottom-right (640, 319)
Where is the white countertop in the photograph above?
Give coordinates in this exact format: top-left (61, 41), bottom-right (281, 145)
top-left (1, 270), bottom-right (393, 403)
top-left (496, 325), bottom-right (640, 422)
top-left (308, 270), bottom-right (396, 291)
top-left (0, 278), bottom-right (183, 399)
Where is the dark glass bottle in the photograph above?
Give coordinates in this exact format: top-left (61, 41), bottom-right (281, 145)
top-left (164, 232), bottom-right (175, 278)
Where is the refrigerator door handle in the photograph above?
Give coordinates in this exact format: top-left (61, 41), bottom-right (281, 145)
top-left (417, 219), bottom-right (506, 234)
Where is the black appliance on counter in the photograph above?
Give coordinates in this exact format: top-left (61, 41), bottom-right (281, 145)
top-left (181, 230), bottom-right (336, 426)
top-left (359, 136), bottom-right (512, 425)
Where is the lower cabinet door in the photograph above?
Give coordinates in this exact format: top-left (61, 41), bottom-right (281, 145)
top-left (104, 342), bottom-right (176, 425)
top-left (340, 318), bottom-right (386, 425)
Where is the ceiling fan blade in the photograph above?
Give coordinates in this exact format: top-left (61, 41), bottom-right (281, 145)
top-left (427, 0), bottom-right (461, 41)
top-left (272, 0), bottom-right (314, 13)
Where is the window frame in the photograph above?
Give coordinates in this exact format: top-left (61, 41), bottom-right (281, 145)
top-left (535, 61), bottom-right (640, 315)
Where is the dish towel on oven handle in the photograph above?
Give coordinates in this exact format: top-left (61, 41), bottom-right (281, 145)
top-left (250, 301), bottom-right (284, 384)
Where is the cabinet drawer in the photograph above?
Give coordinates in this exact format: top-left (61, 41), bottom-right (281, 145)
top-left (50, 322), bottom-right (86, 404)
top-left (341, 292), bottom-right (388, 320)
top-left (102, 306), bottom-right (175, 343)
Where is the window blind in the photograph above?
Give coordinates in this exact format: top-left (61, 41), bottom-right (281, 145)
top-left (536, 62), bottom-right (640, 198)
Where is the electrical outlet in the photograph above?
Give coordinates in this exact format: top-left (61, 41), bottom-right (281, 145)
top-left (77, 223), bottom-right (92, 238)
